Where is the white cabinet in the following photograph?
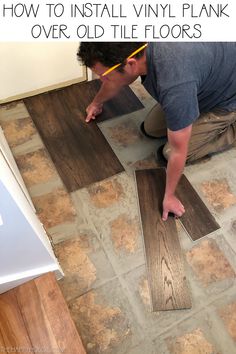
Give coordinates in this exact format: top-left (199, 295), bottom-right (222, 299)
top-left (0, 142), bottom-right (63, 294)
top-left (0, 127), bottom-right (34, 210)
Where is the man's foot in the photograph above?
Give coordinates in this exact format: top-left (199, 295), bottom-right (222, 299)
top-left (140, 122), bottom-right (166, 139)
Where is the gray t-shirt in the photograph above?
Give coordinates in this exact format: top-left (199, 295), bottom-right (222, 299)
top-left (142, 42), bottom-right (236, 131)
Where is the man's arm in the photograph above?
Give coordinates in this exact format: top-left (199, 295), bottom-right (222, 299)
top-left (162, 124), bottom-right (192, 221)
top-left (86, 81), bottom-right (123, 122)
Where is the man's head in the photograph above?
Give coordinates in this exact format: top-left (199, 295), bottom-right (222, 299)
top-left (77, 42), bottom-right (147, 84)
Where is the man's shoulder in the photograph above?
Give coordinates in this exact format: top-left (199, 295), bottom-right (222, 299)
top-left (150, 42), bottom-right (200, 53)
top-left (148, 43), bottom-right (200, 75)
top-left (148, 43), bottom-right (198, 86)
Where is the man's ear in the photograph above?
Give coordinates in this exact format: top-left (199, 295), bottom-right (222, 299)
top-left (125, 58), bottom-right (138, 73)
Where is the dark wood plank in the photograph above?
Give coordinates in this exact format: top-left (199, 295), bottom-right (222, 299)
top-left (15, 278), bottom-right (61, 353)
top-left (135, 168), bottom-right (191, 311)
top-left (68, 79), bottom-right (144, 123)
top-left (0, 290), bottom-right (33, 353)
top-left (35, 273), bottom-right (86, 354)
top-left (176, 175), bottom-right (220, 241)
top-left (24, 85), bottom-right (124, 192)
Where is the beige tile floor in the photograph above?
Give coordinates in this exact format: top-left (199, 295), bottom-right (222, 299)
top-left (1, 80), bottom-right (236, 354)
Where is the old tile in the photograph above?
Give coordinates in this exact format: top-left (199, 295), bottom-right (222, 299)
top-left (123, 265), bottom-right (194, 335)
top-left (128, 153), bottom-right (159, 170)
top-left (56, 233), bottom-right (115, 302)
top-left (186, 239), bottom-right (235, 287)
top-left (138, 277), bottom-right (151, 307)
top-left (166, 328), bottom-right (215, 354)
top-left (1, 101), bottom-right (19, 110)
top-left (0, 101), bottom-right (29, 121)
top-left (15, 149), bottom-right (56, 187)
top-left (130, 80), bottom-right (153, 102)
top-left (110, 214), bottom-right (140, 254)
top-left (70, 291), bottom-right (130, 353)
top-left (55, 236), bottom-right (96, 278)
top-left (32, 188), bottom-right (76, 228)
top-left (55, 235), bottom-right (96, 299)
top-left (128, 341), bottom-right (157, 354)
top-left (108, 120), bottom-right (142, 147)
top-left (73, 174), bottom-right (145, 275)
top-left (87, 179), bottom-right (124, 208)
top-left (231, 220), bottom-right (236, 233)
top-left (201, 178), bottom-right (236, 211)
top-left (1, 118), bottom-right (37, 147)
top-left (218, 302), bottom-right (236, 342)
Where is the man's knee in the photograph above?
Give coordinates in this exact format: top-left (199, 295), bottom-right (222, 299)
top-left (144, 103), bottom-right (167, 138)
top-left (162, 141), bottom-right (207, 164)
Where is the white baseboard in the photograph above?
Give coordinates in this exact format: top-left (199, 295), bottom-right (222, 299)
top-left (0, 264), bottom-right (64, 294)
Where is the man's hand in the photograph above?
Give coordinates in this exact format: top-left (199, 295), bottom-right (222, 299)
top-left (85, 102), bottom-right (103, 122)
top-left (162, 194), bottom-right (185, 221)
top-left (162, 124), bottom-right (192, 221)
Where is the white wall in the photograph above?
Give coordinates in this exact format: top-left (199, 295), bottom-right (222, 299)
top-left (0, 42), bottom-right (86, 103)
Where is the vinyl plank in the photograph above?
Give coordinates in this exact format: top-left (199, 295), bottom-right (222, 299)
top-left (0, 330), bottom-right (5, 353)
top-left (0, 290), bottom-right (33, 353)
top-left (34, 273), bottom-right (86, 354)
top-left (15, 279), bottom-right (61, 353)
top-left (0, 329), bottom-right (5, 348)
top-left (176, 175), bottom-right (220, 241)
top-left (68, 79), bottom-right (144, 123)
top-left (135, 168), bottom-right (191, 311)
top-left (24, 85), bottom-right (124, 192)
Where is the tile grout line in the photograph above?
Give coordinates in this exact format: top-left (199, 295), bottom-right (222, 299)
top-left (148, 284), bottom-right (236, 341)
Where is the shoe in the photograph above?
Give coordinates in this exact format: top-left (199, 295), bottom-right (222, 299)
top-left (140, 122), bottom-right (158, 139)
top-left (155, 144), bottom-right (167, 167)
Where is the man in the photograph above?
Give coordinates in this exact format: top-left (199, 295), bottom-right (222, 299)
top-left (77, 42), bottom-right (236, 220)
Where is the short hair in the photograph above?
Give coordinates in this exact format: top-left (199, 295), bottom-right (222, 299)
top-left (77, 42), bottom-right (146, 72)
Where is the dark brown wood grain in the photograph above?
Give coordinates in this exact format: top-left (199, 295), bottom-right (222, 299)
top-left (24, 83), bottom-right (125, 192)
top-left (176, 175), bottom-right (220, 241)
top-left (135, 168), bottom-right (191, 311)
top-left (67, 79), bottom-right (144, 123)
